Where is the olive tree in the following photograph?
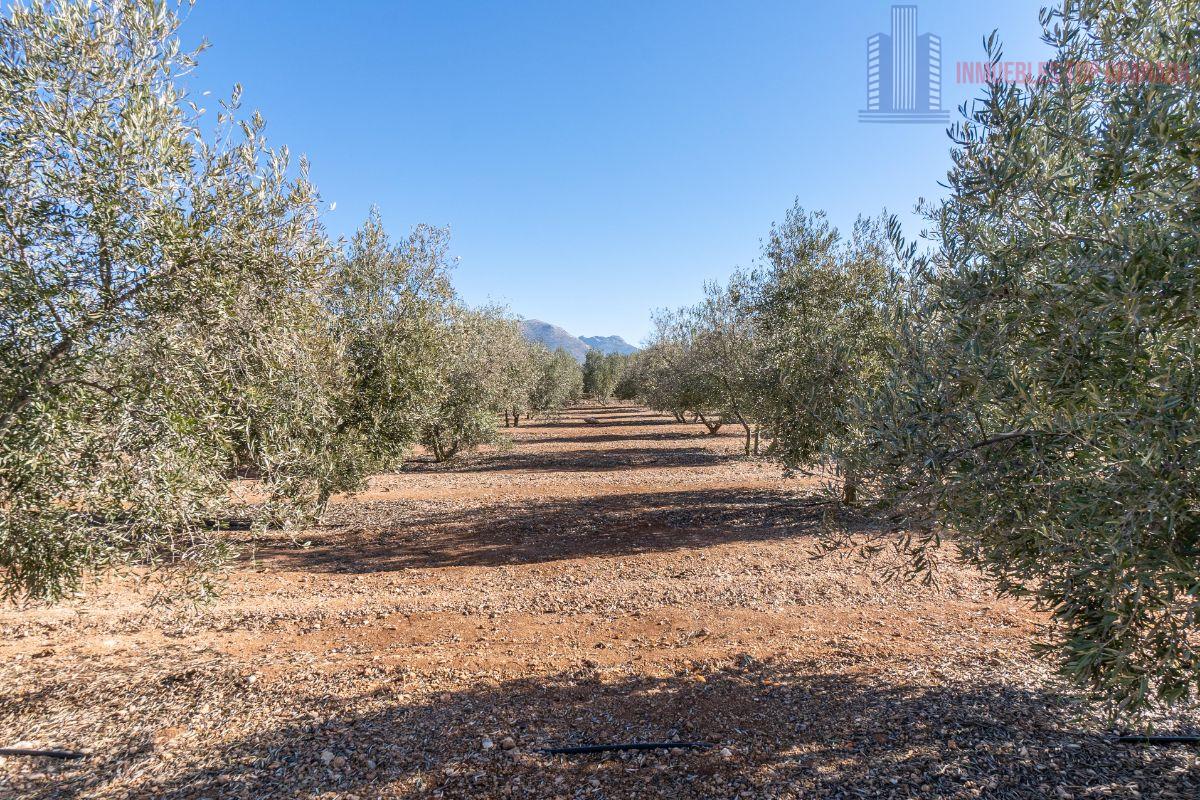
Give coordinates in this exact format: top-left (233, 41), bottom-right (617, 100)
top-left (141, 257), bottom-right (347, 530)
top-left (847, 1), bottom-right (1200, 709)
top-left (0, 0), bottom-right (333, 600)
top-left (751, 206), bottom-right (895, 497)
top-left (500, 339), bottom-right (540, 428)
top-left (689, 275), bottom-right (767, 449)
top-left (632, 310), bottom-right (702, 423)
top-left (416, 307), bottom-right (529, 460)
top-left (325, 210), bottom-right (456, 485)
top-left (582, 350), bottom-right (626, 403)
top-left (530, 347), bottom-right (584, 415)
top-left (633, 304), bottom-right (742, 433)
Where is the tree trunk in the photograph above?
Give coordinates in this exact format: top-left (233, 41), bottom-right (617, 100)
top-left (430, 427), bottom-right (447, 462)
top-left (696, 411), bottom-right (722, 435)
top-left (731, 409), bottom-right (752, 456)
top-left (842, 466), bottom-right (858, 506)
top-left (314, 486), bottom-right (333, 521)
top-left (723, 405), bottom-right (753, 456)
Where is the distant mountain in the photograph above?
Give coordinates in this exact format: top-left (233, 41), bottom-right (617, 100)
top-left (519, 319), bottom-right (590, 362)
top-left (518, 319), bottom-right (638, 363)
top-left (579, 335), bottom-right (638, 356)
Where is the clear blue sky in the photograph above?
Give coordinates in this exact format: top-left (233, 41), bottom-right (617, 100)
top-left (181, 1), bottom-right (1052, 345)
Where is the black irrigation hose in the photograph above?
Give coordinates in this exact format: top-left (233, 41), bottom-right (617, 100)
top-left (1115, 735), bottom-right (1200, 745)
top-left (538, 741), bottom-right (712, 755)
top-left (0, 748), bottom-right (87, 759)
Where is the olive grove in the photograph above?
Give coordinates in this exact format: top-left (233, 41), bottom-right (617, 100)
top-left (629, 207), bottom-right (895, 468)
top-left (629, 0), bottom-right (1200, 710)
top-left (3, 0), bottom-right (1198, 714)
top-left (0, 0), bottom-right (571, 600)
top-left (582, 350), bottom-right (628, 403)
top-left (841, 1), bottom-right (1200, 710)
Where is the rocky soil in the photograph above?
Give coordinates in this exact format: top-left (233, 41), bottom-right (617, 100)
top-left (2, 405), bottom-right (1196, 798)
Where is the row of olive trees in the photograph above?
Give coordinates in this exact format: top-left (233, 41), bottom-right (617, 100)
top-left (628, 1), bottom-right (1200, 712)
top-left (625, 210), bottom-right (894, 479)
top-left (582, 350), bottom-right (630, 403)
top-left (0, 0), bottom-right (581, 602)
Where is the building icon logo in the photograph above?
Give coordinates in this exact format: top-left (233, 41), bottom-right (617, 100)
top-left (859, 5), bottom-right (949, 124)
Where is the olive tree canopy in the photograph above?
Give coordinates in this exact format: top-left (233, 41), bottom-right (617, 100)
top-left (848, 0), bottom-right (1200, 710)
top-left (0, 0), bottom-right (333, 599)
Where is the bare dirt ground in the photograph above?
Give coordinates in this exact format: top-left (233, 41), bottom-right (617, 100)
top-left (2, 405), bottom-right (1197, 798)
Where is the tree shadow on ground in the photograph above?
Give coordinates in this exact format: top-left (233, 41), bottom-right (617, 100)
top-left (34, 658), bottom-right (1198, 799)
top-left (260, 488), bottom-right (822, 573)
top-left (515, 431), bottom-right (725, 446)
top-left (565, 405), bottom-right (644, 414)
top-left (533, 417), bottom-right (683, 429)
top-left (403, 445), bottom-right (728, 474)
top-left (529, 404), bottom-right (679, 427)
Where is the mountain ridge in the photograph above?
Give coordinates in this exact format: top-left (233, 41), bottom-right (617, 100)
top-left (579, 335), bottom-right (638, 356)
top-left (518, 319), bottom-right (637, 363)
